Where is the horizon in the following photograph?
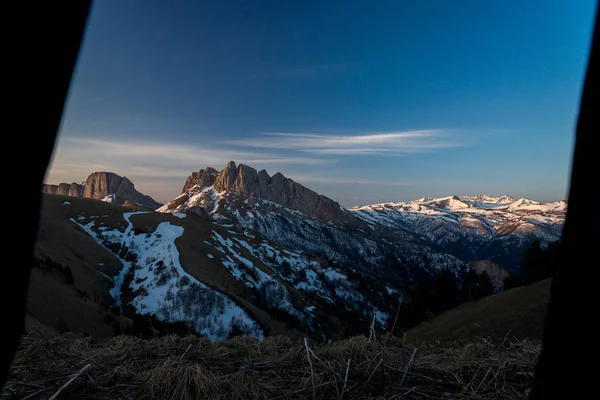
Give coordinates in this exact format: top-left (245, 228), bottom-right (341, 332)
top-left (44, 160), bottom-right (569, 208)
top-left (46, 0), bottom-right (597, 206)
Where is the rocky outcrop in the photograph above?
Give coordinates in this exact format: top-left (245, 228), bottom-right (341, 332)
top-left (83, 172), bottom-right (162, 209)
top-left (182, 167), bottom-right (219, 193)
top-left (68, 183), bottom-right (83, 197)
top-left (172, 161), bottom-right (356, 223)
top-left (44, 172), bottom-right (161, 209)
top-left (468, 260), bottom-right (510, 287)
top-left (42, 183), bottom-right (82, 196)
top-left (60, 183), bottom-right (83, 197)
top-left (187, 206), bottom-right (211, 220)
top-left (211, 161), bottom-right (354, 223)
top-left (42, 184), bottom-right (58, 195)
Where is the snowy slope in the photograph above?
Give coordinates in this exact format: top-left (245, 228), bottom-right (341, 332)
top-left (72, 212), bottom-right (263, 341)
top-left (158, 183), bottom-right (468, 284)
top-left (351, 194), bottom-right (566, 273)
top-left (158, 162), bottom-right (564, 278)
top-left (72, 209), bottom-right (399, 341)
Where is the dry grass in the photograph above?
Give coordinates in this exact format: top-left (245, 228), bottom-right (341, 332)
top-left (2, 332), bottom-right (540, 399)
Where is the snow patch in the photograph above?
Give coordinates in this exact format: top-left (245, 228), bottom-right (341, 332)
top-left (72, 212), bottom-right (263, 341)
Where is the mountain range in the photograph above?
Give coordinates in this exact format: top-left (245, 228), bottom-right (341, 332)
top-left (159, 162), bottom-right (565, 276)
top-left (36, 161), bottom-right (565, 340)
top-left (351, 194), bottom-right (565, 274)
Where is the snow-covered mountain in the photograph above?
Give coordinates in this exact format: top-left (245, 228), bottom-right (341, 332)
top-left (36, 164), bottom-right (566, 342)
top-left (159, 164), bottom-right (565, 278)
top-left (351, 195), bottom-right (566, 273)
top-left (158, 162), bottom-right (468, 288)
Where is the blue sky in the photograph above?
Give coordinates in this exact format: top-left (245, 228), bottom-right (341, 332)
top-left (48, 0), bottom-right (597, 206)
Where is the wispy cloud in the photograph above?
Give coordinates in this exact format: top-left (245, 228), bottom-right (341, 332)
top-left (229, 130), bottom-right (461, 155)
top-left (50, 137), bottom-right (331, 171)
top-left (46, 129), bottom-right (464, 204)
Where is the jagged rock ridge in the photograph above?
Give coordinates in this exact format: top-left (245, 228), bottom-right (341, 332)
top-left (182, 167), bottom-right (219, 193)
top-left (181, 161), bottom-right (356, 223)
top-left (160, 163), bottom-right (566, 276)
top-left (43, 182), bottom-right (83, 197)
top-left (158, 162), bottom-right (468, 286)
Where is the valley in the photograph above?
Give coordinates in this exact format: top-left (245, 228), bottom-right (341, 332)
top-left (30, 163), bottom-right (565, 342)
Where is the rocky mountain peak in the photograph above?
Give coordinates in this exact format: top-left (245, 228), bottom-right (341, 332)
top-left (44, 172), bottom-right (162, 209)
top-left (83, 172), bottom-right (125, 199)
top-left (176, 161), bottom-right (357, 223)
top-left (213, 161), bottom-right (241, 192)
top-left (182, 167), bottom-right (219, 193)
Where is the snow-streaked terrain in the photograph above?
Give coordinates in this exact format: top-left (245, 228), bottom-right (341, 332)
top-left (50, 165), bottom-right (566, 340)
top-left (351, 195), bottom-right (565, 241)
top-left (351, 195), bottom-right (565, 273)
top-left (158, 184), bottom-right (468, 282)
top-left (205, 229), bottom-right (390, 320)
top-left (72, 212), bottom-right (263, 341)
top-left (202, 226), bottom-right (395, 336)
top-left (158, 181), bottom-right (565, 277)
top-left (72, 208), bottom-right (399, 341)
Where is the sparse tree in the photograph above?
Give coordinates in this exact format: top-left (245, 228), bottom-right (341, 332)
top-left (521, 240), bottom-right (560, 285)
top-left (503, 274), bottom-right (521, 290)
top-left (280, 261), bottom-right (292, 277)
top-left (433, 269), bottom-right (457, 313)
top-left (112, 321), bottom-right (121, 336)
top-left (461, 270), bottom-right (494, 302)
top-left (472, 271), bottom-right (494, 300)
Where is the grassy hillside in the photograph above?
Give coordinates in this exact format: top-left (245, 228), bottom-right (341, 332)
top-left (33, 194), bottom-right (339, 340)
top-left (30, 195), bottom-right (138, 337)
top-left (13, 195), bottom-right (550, 398)
top-left (31, 194), bottom-right (303, 338)
top-left (407, 279), bottom-right (551, 343)
top-left (26, 262), bottom-right (132, 337)
top-left (9, 276), bottom-right (548, 399)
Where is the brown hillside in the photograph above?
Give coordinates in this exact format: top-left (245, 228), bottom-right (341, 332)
top-left (128, 211), bottom-right (306, 338)
top-left (31, 195), bottom-right (137, 337)
top-left (32, 194), bottom-right (307, 339)
top-left (407, 279), bottom-right (551, 343)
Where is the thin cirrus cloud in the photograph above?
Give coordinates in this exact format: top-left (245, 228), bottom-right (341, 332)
top-left (46, 130), bottom-right (462, 203)
top-left (49, 136), bottom-right (332, 174)
top-left (229, 130), bottom-right (461, 155)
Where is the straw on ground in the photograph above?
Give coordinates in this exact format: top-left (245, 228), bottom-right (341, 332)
top-left (2, 332), bottom-right (540, 399)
